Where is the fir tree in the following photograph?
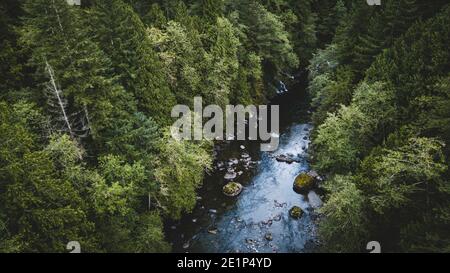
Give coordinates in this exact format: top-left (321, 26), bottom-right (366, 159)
top-left (89, 0), bottom-right (176, 124)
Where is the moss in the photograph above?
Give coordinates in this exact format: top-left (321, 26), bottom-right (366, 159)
top-left (289, 206), bottom-right (303, 219)
top-left (223, 182), bottom-right (243, 197)
top-left (293, 173), bottom-right (315, 194)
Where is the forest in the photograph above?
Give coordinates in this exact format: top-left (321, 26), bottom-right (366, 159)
top-left (0, 0), bottom-right (449, 253)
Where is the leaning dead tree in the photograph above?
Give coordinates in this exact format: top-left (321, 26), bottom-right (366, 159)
top-left (44, 61), bottom-right (90, 140)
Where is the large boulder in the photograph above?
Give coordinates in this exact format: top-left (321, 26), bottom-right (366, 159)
top-left (223, 182), bottom-right (243, 197)
top-left (293, 173), bottom-right (315, 194)
top-left (289, 206), bottom-right (304, 219)
top-left (275, 154), bottom-right (295, 164)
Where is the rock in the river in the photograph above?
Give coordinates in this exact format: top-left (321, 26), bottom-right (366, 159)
top-left (208, 227), bottom-right (218, 235)
top-left (307, 191), bottom-right (323, 209)
top-left (265, 233), bottom-right (273, 241)
top-left (209, 209), bottom-right (218, 214)
top-left (275, 154), bottom-right (295, 164)
top-left (223, 182), bottom-right (243, 197)
top-left (289, 206), bottom-right (304, 219)
top-left (224, 170), bottom-right (237, 180)
top-left (274, 200), bottom-right (287, 208)
top-left (240, 145), bottom-right (246, 150)
top-left (273, 214), bottom-right (282, 222)
top-left (232, 158), bottom-right (239, 164)
top-left (293, 173), bottom-right (316, 194)
top-left (182, 242), bottom-right (190, 249)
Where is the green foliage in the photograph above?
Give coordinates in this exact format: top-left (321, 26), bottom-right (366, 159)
top-left (3, 0), bottom-right (302, 252)
top-left (148, 21), bottom-right (203, 106)
top-left (202, 17), bottom-right (240, 107)
top-left (133, 212), bottom-right (171, 253)
top-left (314, 105), bottom-right (366, 174)
top-left (21, 0), bottom-right (133, 140)
top-left (312, 65), bottom-right (355, 125)
top-left (414, 75), bottom-right (450, 155)
top-left (154, 131), bottom-right (212, 219)
top-left (314, 3), bottom-right (450, 252)
top-left (359, 138), bottom-right (447, 214)
top-left (89, 0), bottom-right (176, 124)
top-left (319, 175), bottom-right (368, 252)
top-left (0, 106), bottom-right (100, 252)
top-left (1, 0), bottom-right (449, 254)
top-left (229, 0), bottom-right (298, 93)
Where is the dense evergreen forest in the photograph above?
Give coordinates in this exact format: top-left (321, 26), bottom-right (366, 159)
top-left (0, 0), bottom-right (449, 253)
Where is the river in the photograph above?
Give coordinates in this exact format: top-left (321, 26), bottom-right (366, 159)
top-left (166, 83), bottom-right (321, 253)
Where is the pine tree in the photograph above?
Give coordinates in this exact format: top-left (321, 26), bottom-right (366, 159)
top-left (89, 0), bottom-right (176, 124)
top-left (0, 103), bottom-right (101, 252)
top-left (230, 0), bottom-right (298, 95)
top-left (193, 0), bottom-right (224, 24)
top-left (0, 0), bottom-right (30, 100)
top-left (143, 3), bottom-right (167, 27)
top-left (20, 0), bottom-right (133, 141)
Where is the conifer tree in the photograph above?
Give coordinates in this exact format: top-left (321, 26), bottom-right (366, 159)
top-left (20, 0), bottom-right (133, 141)
top-left (89, 0), bottom-right (176, 124)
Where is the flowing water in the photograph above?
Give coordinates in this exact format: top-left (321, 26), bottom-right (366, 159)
top-left (166, 84), bottom-right (320, 253)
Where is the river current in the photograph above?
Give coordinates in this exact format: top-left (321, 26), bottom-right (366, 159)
top-left (166, 84), bottom-right (320, 253)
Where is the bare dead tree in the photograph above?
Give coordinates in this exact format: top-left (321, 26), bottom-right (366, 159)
top-left (44, 61), bottom-right (90, 139)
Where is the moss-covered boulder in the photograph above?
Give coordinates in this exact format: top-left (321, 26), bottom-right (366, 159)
top-left (293, 173), bottom-right (315, 194)
top-left (289, 206), bottom-right (303, 219)
top-left (223, 182), bottom-right (243, 197)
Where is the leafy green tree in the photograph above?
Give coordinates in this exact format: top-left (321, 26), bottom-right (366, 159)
top-left (319, 175), bottom-right (369, 252)
top-left (133, 212), bottom-right (171, 253)
top-left (316, 6), bottom-right (450, 251)
top-left (92, 154), bottom-right (170, 252)
top-left (313, 105), bottom-right (366, 174)
top-left (359, 138), bottom-right (446, 214)
top-left (153, 131), bottom-right (212, 219)
top-left (148, 21), bottom-right (203, 106)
